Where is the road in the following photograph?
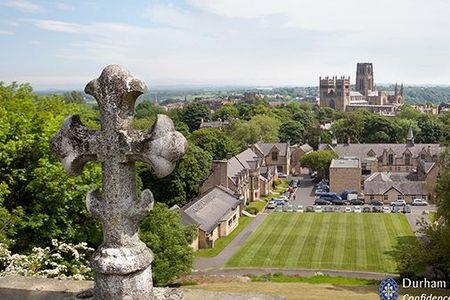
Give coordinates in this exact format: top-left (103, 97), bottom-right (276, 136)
top-left (194, 213), bottom-right (268, 271)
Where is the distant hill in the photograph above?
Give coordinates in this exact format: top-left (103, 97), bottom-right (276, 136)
top-left (403, 86), bottom-right (450, 104)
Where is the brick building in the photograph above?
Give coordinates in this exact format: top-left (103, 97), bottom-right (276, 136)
top-left (329, 157), bottom-right (362, 195)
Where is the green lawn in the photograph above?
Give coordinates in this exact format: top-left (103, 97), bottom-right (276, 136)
top-left (226, 213), bottom-right (415, 273)
top-left (195, 216), bottom-right (253, 257)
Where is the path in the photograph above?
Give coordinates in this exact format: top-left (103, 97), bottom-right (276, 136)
top-left (194, 213), bottom-right (268, 271)
top-left (194, 267), bottom-right (396, 280)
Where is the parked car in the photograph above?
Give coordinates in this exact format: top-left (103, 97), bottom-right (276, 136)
top-left (350, 199), bottom-right (365, 205)
top-left (284, 204), bottom-right (294, 212)
top-left (382, 206), bottom-right (391, 213)
top-left (354, 206), bottom-right (362, 213)
top-left (297, 205), bottom-right (304, 213)
top-left (291, 180), bottom-right (299, 188)
top-left (278, 173), bottom-right (288, 178)
top-left (341, 189), bottom-right (358, 200)
top-left (332, 199), bottom-right (349, 205)
top-left (412, 199), bottom-right (428, 206)
top-left (334, 206), bottom-right (342, 212)
top-left (370, 200), bottom-right (383, 206)
top-left (315, 205), bottom-right (323, 212)
top-left (391, 200), bottom-right (406, 206)
top-left (306, 206), bottom-right (314, 212)
top-left (403, 205), bottom-right (412, 214)
top-left (275, 200), bottom-right (285, 206)
top-left (391, 206), bottom-right (402, 213)
top-left (323, 206), bottom-right (334, 212)
top-left (275, 205), bottom-right (284, 212)
top-left (344, 207), bottom-right (353, 213)
top-left (278, 195), bottom-right (289, 202)
top-left (372, 206), bottom-right (382, 213)
top-left (314, 198), bottom-right (331, 205)
top-left (267, 201), bottom-right (276, 209)
top-left (363, 207), bottom-right (371, 213)
top-left (315, 190), bottom-right (329, 196)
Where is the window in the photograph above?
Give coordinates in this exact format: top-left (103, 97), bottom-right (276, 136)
top-left (272, 151), bottom-right (278, 161)
top-left (422, 195), bottom-right (427, 201)
top-left (397, 195), bottom-right (404, 201)
top-left (421, 154), bottom-right (426, 159)
top-left (388, 154), bottom-right (394, 165)
top-left (384, 195), bottom-right (389, 201)
top-left (370, 195), bottom-right (374, 200)
top-left (405, 153), bottom-right (411, 166)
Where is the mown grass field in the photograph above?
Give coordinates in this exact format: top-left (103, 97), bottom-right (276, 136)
top-left (226, 213), bottom-right (415, 273)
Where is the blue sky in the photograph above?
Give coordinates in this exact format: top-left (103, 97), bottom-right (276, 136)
top-left (1, 0), bottom-right (450, 89)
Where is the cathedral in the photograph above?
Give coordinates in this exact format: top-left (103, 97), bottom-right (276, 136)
top-left (319, 63), bottom-right (404, 115)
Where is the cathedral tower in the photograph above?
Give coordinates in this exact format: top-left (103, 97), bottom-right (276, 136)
top-left (356, 63), bottom-right (374, 96)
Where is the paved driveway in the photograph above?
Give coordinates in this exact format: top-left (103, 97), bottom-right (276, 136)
top-left (194, 213), bottom-right (268, 271)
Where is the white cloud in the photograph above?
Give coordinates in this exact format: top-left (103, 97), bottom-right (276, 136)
top-left (0, 29), bottom-right (14, 35)
top-left (3, 0), bottom-right (42, 12)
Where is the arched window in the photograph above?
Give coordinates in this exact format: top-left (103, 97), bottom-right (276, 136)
top-left (404, 153), bottom-right (411, 165)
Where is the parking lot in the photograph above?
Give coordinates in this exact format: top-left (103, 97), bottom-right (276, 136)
top-left (265, 175), bottom-right (436, 232)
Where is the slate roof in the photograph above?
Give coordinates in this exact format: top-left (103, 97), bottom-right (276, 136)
top-left (330, 158), bottom-right (360, 168)
top-left (299, 143), bottom-right (313, 153)
top-left (319, 143), bottom-right (442, 160)
top-left (419, 160), bottom-right (436, 175)
top-left (254, 143), bottom-right (289, 156)
top-left (182, 186), bottom-right (240, 233)
top-left (364, 172), bottom-right (426, 195)
top-left (226, 148), bottom-right (260, 181)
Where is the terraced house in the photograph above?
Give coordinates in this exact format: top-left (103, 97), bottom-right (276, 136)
top-left (199, 148), bottom-right (277, 203)
top-left (252, 142), bottom-right (291, 175)
top-left (320, 128), bottom-right (444, 202)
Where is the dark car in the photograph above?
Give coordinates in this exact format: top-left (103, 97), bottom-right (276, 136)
top-left (370, 200), bottom-right (383, 206)
top-left (341, 189), bottom-right (358, 200)
top-left (314, 198), bottom-right (331, 205)
top-left (320, 193), bottom-right (342, 202)
top-left (350, 199), bottom-right (365, 205)
top-left (363, 207), bottom-right (371, 213)
top-left (372, 206), bottom-right (382, 213)
top-left (331, 199), bottom-right (349, 205)
top-left (306, 206), bottom-right (315, 212)
top-left (290, 179), bottom-right (299, 188)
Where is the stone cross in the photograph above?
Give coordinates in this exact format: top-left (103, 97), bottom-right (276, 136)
top-left (50, 65), bottom-right (187, 299)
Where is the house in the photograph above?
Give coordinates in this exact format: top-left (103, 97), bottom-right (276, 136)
top-left (329, 157), bottom-right (362, 195)
top-left (199, 148), bottom-right (276, 203)
top-left (252, 142), bottom-right (291, 175)
top-left (319, 128), bottom-right (443, 175)
top-left (364, 172), bottom-right (427, 204)
top-left (181, 186), bottom-right (242, 249)
top-left (199, 118), bottom-right (230, 129)
top-left (290, 143), bottom-right (313, 175)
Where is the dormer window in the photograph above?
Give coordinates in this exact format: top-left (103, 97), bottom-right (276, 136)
top-left (388, 154), bottom-right (394, 165)
top-left (272, 151), bottom-right (278, 161)
top-left (404, 153), bottom-right (411, 165)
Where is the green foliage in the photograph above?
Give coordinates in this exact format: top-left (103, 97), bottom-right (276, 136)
top-left (227, 115), bottom-right (281, 148)
top-left (249, 273), bottom-right (379, 286)
top-left (279, 120), bottom-right (305, 145)
top-left (140, 203), bottom-right (196, 286)
top-left (213, 104), bottom-right (239, 121)
top-left (299, 150), bottom-right (338, 179)
top-left (190, 128), bottom-right (239, 160)
top-left (139, 144), bottom-right (212, 207)
top-left (62, 91), bottom-right (85, 104)
top-left (180, 102), bottom-right (210, 131)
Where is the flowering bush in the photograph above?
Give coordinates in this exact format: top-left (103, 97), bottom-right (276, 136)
top-left (0, 239), bottom-right (93, 280)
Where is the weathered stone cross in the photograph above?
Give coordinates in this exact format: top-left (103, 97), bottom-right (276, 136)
top-left (51, 65), bottom-right (187, 299)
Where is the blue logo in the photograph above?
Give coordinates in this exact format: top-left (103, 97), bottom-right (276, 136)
top-left (379, 277), bottom-right (399, 300)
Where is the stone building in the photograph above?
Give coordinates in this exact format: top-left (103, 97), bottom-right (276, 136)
top-left (319, 63), bottom-right (404, 115)
top-left (290, 143), bottom-right (313, 175)
top-left (320, 128), bottom-right (444, 200)
top-left (199, 148), bottom-right (276, 203)
top-left (181, 186), bottom-right (242, 249)
top-left (252, 142), bottom-right (291, 175)
top-left (329, 157), bottom-right (362, 195)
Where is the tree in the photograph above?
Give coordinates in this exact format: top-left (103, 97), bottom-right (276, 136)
top-left (228, 115), bottom-right (281, 148)
top-left (139, 144), bottom-right (212, 207)
top-left (140, 203), bottom-right (196, 286)
top-left (279, 120), bottom-right (305, 145)
top-left (416, 115), bottom-right (444, 143)
top-left (63, 91), bottom-right (85, 104)
top-left (180, 103), bottom-right (210, 131)
top-left (213, 104), bottom-right (238, 121)
top-left (362, 115), bottom-right (400, 143)
top-left (299, 150), bottom-right (338, 179)
top-left (190, 128), bottom-right (239, 160)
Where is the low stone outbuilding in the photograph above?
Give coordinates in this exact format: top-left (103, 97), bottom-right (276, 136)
top-left (364, 172), bottom-right (428, 204)
top-left (181, 186), bottom-right (242, 249)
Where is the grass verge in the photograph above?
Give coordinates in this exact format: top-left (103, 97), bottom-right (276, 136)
top-left (248, 273), bottom-right (379, 285)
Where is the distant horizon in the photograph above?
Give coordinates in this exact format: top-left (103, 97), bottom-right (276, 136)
top-left (1, 1), bottom-right (450, 89)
